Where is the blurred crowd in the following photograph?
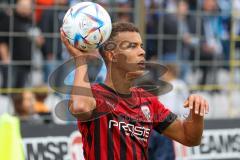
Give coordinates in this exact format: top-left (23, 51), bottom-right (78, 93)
top-left (0, 0), bottom-right (240, 123)
top-left (146, 0), bottom-right (235, 85)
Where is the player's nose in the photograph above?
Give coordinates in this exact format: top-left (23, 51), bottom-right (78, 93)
top-left (138, 46), bottom-right (146, 57)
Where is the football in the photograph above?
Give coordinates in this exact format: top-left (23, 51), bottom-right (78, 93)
top-left (62, 2), bottom-right (112, 51)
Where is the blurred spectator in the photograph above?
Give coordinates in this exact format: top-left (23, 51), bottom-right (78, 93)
top-left (0, 9), bottom-right (10, 89)
top-left (232, 0), bottom-right (240, 54)
top-left (217, 0), bottom-right (231, 16)
top-left (0, 0), bottom-right (44, 88)
top-left (33, 85), bottom-right (50, 113)
top-left (160, 64), bottom-right (189, 116)
top-left (145, 0), bottom-right (160, 60)
top-left (163, 0), bottom-right (177, 13)
top-left (0, 113), bottom-right (25, 160)
top-left (69, 0), bottom-right (109, 7)
top-left (233, 0), bottom-right (240, 36)
top-left (39, 0), bottom-right (69, 84)
top-left (34, 86), bottom-right (53, 123)
top-left (35, 0), bottom-right (54, 24)
top-left (11, 90), bottom-right (43, 124)
top-left (187, 0), bottom-right (197, 11)
top-left (117, 2), bottom-right (133, 22)
top-left (217, 0), bottom-right (231, 64)
top-left (145, 0), bottom-right (163, 8)
top-left (161, 0), bottom-right (198, 80)
top-left (0, 0), bottom-right (14, 4)
top-left (191, 0), bottom-right (224, 85)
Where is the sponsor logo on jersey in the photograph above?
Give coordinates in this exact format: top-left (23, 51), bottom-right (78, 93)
top-left (141, 105), bottom-right (151, 121)
top-left (108, 120), bottom-right (150, 142)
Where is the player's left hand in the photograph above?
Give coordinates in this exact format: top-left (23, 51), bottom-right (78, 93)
top-left (183, 94), bottom-right (209, 117)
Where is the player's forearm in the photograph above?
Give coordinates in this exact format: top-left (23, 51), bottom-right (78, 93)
top-left (69, 57), bottom-right (96, 119)
top-left (183, 110), bottom-right (204, 146)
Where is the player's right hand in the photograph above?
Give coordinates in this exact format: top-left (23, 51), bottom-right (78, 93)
top-left (60, 28), bottom-right (99, 59)
top-left (60, 29), bottom-right (85, 58)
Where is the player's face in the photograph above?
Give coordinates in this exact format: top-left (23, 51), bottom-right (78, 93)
top-left (112, 32), bottom-right (146, 72)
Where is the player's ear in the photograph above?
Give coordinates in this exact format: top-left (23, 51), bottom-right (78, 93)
top-left (106, 51), bottom-right (117, 63)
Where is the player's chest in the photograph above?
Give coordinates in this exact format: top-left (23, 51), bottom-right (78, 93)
top-left (111, 99), bottom-right (153, 123)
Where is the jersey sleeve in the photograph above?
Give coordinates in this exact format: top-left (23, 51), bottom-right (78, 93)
top-left (151, 97), bottom-right (177, 134)
top-left (89, 85), bottom-right (115, 120)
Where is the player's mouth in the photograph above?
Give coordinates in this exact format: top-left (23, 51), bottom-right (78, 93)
top-left (137, 60), bottom-right (146, 69)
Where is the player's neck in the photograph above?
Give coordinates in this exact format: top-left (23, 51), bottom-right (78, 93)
top-left (104, 68), bottom-right (133, 95)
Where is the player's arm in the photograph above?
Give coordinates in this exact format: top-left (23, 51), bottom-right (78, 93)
top-left (60, 31), bottom-right (96, 121)
top-left (162, 94), bottom-right (209, 147)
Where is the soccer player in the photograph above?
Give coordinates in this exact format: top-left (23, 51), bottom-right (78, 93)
top-left (60, 22), bottom-right (209, 160)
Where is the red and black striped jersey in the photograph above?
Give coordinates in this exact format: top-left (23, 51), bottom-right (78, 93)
top-left (78, 83), bottom-right (177, 160)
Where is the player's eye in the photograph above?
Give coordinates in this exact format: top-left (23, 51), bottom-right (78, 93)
top-left (119, 41), bottom-right (130, 50)
top-left (120, 41), bottom-right (138, 49)
top-left (119, 41), bottom-right (139, 50)
top-left (128, 43), bottom-right (137, 48)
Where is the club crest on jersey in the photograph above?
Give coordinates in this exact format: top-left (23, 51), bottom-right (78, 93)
top-left (141, 105), bottom-right (151, 121)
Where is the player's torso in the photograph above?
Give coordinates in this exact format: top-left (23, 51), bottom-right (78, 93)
top-left (78, 84), bottom-right (155, 160)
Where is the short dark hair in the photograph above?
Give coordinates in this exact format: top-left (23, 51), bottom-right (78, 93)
top-left (99, 22), bottom-right (139, 64)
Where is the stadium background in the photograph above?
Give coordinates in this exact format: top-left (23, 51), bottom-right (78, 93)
top-left (0, 0), bottom-right (239, 160)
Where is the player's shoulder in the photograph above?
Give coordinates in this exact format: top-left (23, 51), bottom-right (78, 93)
top-left (90, 83), bottom-right (115, 100)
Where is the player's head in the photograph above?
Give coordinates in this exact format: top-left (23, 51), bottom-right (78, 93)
top-left (99, 22), bottom-right (146, 73)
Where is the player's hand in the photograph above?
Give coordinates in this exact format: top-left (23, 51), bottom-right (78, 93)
top-left (183, 94), bottom-right (209, 117)
top-left (60, 29), bottom-right (98, 58)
